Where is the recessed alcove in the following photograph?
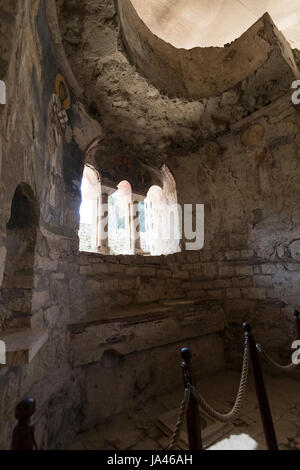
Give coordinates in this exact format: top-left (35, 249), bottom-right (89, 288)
top-left (1, 184), bottom-right (39, 329)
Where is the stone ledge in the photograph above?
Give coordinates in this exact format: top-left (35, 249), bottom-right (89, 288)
top-left (0, 329), bottom-right (49, 366)
top-left (69, 299), bottom-right (225, 367)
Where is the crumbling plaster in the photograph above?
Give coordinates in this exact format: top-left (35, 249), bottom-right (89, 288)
top-left (0, 0), bottom-right (299, 451)
top-left (57, 0), bottom-right (300, 374)
top-left (57, 0), bottom-right (300, 162)
top-left (0, 0), bottom-right (102, 449)
top-left (118, 1), bottom-right (300, 99)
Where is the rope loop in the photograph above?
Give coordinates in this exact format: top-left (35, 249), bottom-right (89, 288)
top-left (192, 335), bottom-right (249, 423)
top-left (168, 334), bottom-right (250, 451)
top-left (256, 343), bottom-right (298, 372)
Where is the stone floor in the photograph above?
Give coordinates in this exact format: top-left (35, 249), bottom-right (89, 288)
top-left (68, 370), bottom-right (300, 450)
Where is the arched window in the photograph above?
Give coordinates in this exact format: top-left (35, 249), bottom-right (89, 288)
top-left (78, 165), bottom-right (101, 252)
top-left (78, 164), bottom-right (181, 256)
top-left (143, 183), bottom-right (181, 256)
top-left (109, 181), bottom-right (133, 255)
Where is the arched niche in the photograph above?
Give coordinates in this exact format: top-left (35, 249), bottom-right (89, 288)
top-left (1, 184), bottom-right (39, 329)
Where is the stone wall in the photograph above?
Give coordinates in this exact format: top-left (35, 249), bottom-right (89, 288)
top-left (77, 242), bottom-right (299, 368)
top-left (171, 95), bottom-right (300, 364)
top-left (0, 0), bottom-right (299, 451)
top-left (0, 0), bottom-right (99, 449)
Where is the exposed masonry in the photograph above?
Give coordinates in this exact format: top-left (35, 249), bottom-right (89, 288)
top-left (75, 248), bottom-right (299, 357)
top-left (0, 0), bottom-right (300, 451)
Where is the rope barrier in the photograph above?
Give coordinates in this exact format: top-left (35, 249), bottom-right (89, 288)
top-left (167, 336), bottom-right (249, 449)
top-left (167, 388), bottom-right (190, 450)
top-left (191, 336), bottom-right (249, 423)
top-left (256, 343), bottom-right (298, 372)
top-left (168, 320), bottom-right (300, 450)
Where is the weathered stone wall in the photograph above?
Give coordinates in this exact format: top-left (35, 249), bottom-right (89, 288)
top-left (57, 0), bottom-right (300, 160)
top-left (171, 95), bottom-right (300, 365)
top-left (0, 0), bottom-right (299, 451)
top-left (77, 232), bottom-right (299, 370)
top-left (0, 0), bottom-right (99, 449)
top-left (76, 94), bottom-right (300, 369)
top-left (69, 250), bottom-right (226, 429)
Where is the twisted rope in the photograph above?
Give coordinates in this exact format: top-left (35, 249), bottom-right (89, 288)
top-left (167, 388), bottom-right (190, 450)
top-left (190, 337), bottom-right (249, 423)
top-left (256, 344), bottom-right (298, 372)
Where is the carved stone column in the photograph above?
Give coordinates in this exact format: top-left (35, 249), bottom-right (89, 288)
top-left (131, 194), bottom-right (145, 255)
top-left (98, 186), bottom-right (115, 255)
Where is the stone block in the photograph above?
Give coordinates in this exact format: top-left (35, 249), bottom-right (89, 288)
top-left (108, 264), bottom-right (126, 273)
top-left (224, 251), bottom-right (241, 261)
top-left (93, 264), bottom-right (109, 274)
top-left (79, 265), bottom-right (93, 276)
top-left (202, 263), bottom-right (218, 278)
top-left (261, 264), bottom-right (277, 275)
top-left (232, 277), bottom-right (253, 288)
top-left (119, 255), bottom-right (134, 265)
top-left (226, 288), bottom-right (241, 299)
top-left (207, 290), bottom-right (224, 299)
top-left (173, 271), bottom-right (189, 280)
top-left (242, 288), bottom-right (266, 300)
top-left (144, 256), bottom-right (163, 265)
top-left (214, 279), bottom-right (232, 289)
top-left (181, 263), bottom-right (196, 271)
top-left (235, 265), bottom-right (253, 276)
top-left (118, 279), bottom-right (136, 290)
top-left (156, 270), bottom-right (172, 279)
top-left (253, 275), bottom-right (273, 288)
top-left (218, 265), bottom-right (236, 277)
top-left (126, 267), bottom-right (156, 277)
top-left (186, 253), bottom-right (199, 263)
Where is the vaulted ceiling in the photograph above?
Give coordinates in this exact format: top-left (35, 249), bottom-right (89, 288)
top-left (131, 0), bottom-right (300, 49)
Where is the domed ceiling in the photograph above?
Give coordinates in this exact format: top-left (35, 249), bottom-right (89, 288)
top-left (131, 0), bottom-right (300, 49)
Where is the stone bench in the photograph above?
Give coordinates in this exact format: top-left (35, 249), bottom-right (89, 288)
top-left (68, 299), bottom-right (225, 367)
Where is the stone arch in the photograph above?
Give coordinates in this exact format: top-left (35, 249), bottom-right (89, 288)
top-left (1, 183), bottom-right (39, 329)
